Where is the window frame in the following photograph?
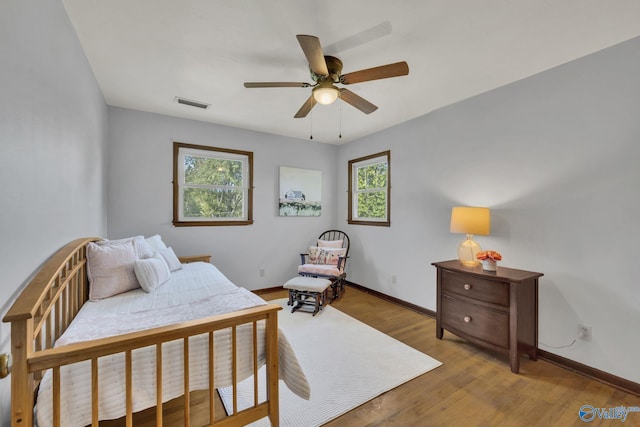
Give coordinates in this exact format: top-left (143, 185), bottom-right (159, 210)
top-left (348, 150), bottom-right (391, 227)
top-left (173, 141), bottom-right (253, 227)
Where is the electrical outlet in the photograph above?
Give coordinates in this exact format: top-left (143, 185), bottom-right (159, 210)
top-left (259, 269), bottom-right (265, 277)
top-left (578, 324), bottom-right (592, 341)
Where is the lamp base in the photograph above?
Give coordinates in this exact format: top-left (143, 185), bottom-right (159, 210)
top-left (457, 234), bottom-right (481, 266)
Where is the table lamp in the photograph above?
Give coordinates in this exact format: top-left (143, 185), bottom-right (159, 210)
top-left (450, 206), bottom-right (490, 266)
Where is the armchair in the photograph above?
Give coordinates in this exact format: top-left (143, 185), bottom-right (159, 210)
top-left (298, 230), bottom-right (350, 300)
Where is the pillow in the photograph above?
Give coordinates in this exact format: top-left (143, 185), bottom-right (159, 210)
top-left (308, 246), bottom-right (322, 264)
top-left (136, 238), bottom-right (153, 259)
top-left (98, 235), bottom-right (152, 259)
top-left (308, 246), bottom-right (347, 265)
top-left (317, 239), bottom-right (343, 249)
top-left (157, 246), bottom-right (182, 272)
top-left (323, 247), bottom-right (347, 265)
top-left (145, 234), bottom-right (168, 253)
top-left (88, 240), bottom-right (140, 301)
top-left (133, 253), bottom-right (171, 293)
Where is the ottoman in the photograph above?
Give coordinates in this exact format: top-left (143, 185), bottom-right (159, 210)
top-left (284, 276), bottom-right (333, 316)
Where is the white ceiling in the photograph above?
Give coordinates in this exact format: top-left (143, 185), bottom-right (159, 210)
top-left (62, 0), bottom-right (640, 144)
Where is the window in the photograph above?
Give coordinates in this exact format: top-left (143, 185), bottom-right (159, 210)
top-left (173, 142), bottom-right (253, 226)
top-left (348, 150), bottom-right (390, 226)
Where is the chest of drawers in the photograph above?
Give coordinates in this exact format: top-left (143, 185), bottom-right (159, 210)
top-left (432, 260), bottom-right (543, 373)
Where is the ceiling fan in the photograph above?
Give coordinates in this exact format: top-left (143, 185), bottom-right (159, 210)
top-left (244, 34), bottom-right (409, 118)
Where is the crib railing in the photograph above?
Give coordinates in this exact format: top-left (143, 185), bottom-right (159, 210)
top-left (3, 238), bottom-right (280, 427)
top-left (30, 305), bottom-right (280, 427)
top-left (4, 238), bottom-right (98, 426)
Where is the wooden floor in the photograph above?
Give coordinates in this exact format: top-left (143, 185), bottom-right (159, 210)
top-left (105, 286), bottom-right (639, 426)
top-left (264, 287), bottom-right (639, 427)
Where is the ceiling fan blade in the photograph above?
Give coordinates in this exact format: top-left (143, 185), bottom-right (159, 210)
top-left (294, 95), bottom-right (317, 118)
top-left (340, 61), bottom-right (409, 85)
top-left (339, 89), bottom-right (378, 114)
top-left (244, 82), bottom-right (310, 88)
top-left (296, 35), bottom-right (329, 76)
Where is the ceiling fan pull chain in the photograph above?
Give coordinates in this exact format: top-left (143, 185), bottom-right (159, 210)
top-left (339, 99), bottom-right (342, 139)
top-left (309, 111), bottom-right (313, 140)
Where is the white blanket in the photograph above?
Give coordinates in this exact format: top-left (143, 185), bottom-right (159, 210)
top-left (35, 263), bottom-right (309, 427)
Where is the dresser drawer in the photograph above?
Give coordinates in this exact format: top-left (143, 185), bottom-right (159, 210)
top-left (441, 270), bottom-right (509, 306)
top-left (441, 294), bottom-right (509, 349)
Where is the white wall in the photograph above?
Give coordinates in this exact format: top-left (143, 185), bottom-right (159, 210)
top-left (106, 107), bottom-right (338, 289)
top-left (338, 37), bottom-right (640, 383)
top-left (0, 0), bottom-right (108, 424)
top-left (2, 6), bottom-right (637, 424)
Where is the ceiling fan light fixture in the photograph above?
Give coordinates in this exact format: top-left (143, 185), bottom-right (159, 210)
top-left (312, 86), bottom-right (339, 105)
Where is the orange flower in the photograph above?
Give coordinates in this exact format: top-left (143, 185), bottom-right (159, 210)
top-left (477, 250), bottom-right (502, 261)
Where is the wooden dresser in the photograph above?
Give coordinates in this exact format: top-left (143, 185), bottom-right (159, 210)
top-left (432, 260), bottom-right (543, 373)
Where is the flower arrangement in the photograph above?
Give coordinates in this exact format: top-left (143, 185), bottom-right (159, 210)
top-left (476, 250), bottom-right (502, 262)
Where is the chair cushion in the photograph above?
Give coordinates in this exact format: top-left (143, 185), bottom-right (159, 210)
top-left (284, 276), bottom-right (332, 292)
top-left (298, 264), bottom-right (343, 277)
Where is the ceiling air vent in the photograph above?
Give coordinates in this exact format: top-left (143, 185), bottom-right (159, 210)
top-left (174, 96), bottom-right (210, 110)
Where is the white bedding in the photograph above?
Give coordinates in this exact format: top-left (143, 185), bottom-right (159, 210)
top-left (35, 262), bottom-right (310, 427)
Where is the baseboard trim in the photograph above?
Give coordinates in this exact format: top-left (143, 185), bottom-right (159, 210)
top-left (345, 281), bottom-right (640, 398)
top-left (253, 285), bottom-right (285, 295)
top-left (538, 350), bottom-right (640, 397)
top-left (345, 281), bottom-right (437, 318)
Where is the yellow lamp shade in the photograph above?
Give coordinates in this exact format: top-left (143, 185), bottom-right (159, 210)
top-left (450, 207), bottom-right (490, 235)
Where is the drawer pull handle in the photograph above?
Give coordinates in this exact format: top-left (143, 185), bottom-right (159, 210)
top-left (463, 284), bottom-right (472, 290)
top-left (463, 316), bottom-right (472, 323)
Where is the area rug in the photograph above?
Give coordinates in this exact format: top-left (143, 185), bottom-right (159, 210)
top-left (218, 298), bottom-right (442, 426)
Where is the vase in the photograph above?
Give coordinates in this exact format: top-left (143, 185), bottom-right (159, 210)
top-left (482, 259), bottom-right (497, 271)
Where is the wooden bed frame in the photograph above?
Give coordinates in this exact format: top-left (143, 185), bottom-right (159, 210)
top-left (2, 237), bottom-right (281, 427)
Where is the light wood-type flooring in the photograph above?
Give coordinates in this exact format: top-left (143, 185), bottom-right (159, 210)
top-left (103, 286), bottom-right (639, 426)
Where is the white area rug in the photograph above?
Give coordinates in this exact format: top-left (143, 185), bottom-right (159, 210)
top-left (219, 298), bottom-right (442, 426)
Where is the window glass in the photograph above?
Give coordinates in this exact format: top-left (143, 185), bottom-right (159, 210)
top-left (173, 142), bottom-right (253, 226)
top-left (348, 151), bottom-right (390, 226)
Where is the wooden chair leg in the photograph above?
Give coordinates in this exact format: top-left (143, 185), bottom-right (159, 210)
top-left (331, 279), bottom-right (340, 300)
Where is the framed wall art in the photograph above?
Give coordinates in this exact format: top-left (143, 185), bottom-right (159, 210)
top-left (279, 166), bottom-right (321, 216)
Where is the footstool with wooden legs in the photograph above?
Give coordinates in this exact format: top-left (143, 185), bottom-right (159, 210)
top-left (284, 276), bottom-right (333, 316)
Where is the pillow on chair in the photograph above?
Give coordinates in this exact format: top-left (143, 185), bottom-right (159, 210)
top-left (308, 246), bottom-right (346, 265)
top-left (317, 239), bottom-right (343, 248)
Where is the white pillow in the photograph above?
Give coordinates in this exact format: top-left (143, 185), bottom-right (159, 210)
top-left (157, 246), bottom-right (182, 272)
top-left (145, 234), bottom-right (168, 252)
top-left (88, 240), bottom-right (140, 301)
top-left (98, 235), bottom-right (152, 259)
top-left (317, 239), bottom-right (343, 249)
top-left (133, 253), bottom-right (171, 293)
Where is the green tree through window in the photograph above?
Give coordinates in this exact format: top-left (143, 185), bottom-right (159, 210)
top-left (183, 156), bottom-right (244, 218)
top-left (348, 151), bottom-right (390, 226)
top-left (173, 142), bottom-right (253, 226)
